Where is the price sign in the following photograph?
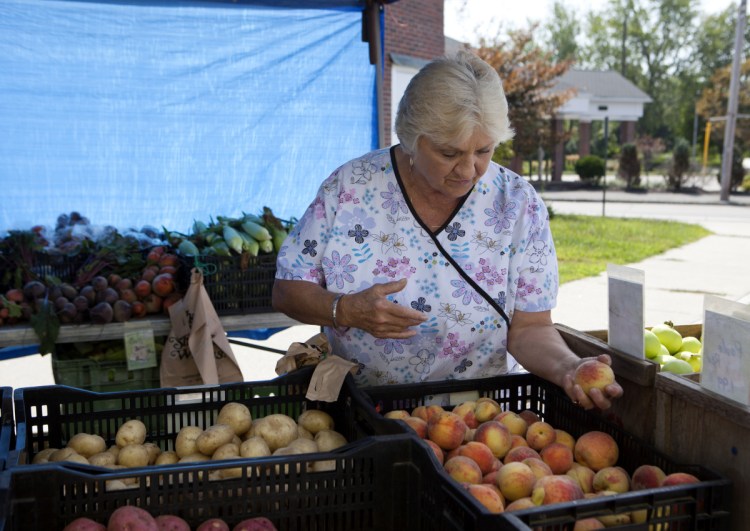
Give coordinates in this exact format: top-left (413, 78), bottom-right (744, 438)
top-left (607, 264), bottom-right (645, 358)
top-left (123, 324), bottom-right (158, 371)
top-left (701, 296), bottom-right (750, 405)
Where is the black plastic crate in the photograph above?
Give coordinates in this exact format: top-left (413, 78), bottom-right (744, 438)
top-left (180, 254), bottom-right (277, 315)
top-left (0, 388), bottom-right (12, 472)
top-left (2, 433), bottom-right (488, 531)
top-left (8, 366), bottom-right (400, 469)
top-left (0, 251), bottom-right (86, 292)
top-left (353, 372), bottom-right (732, 530)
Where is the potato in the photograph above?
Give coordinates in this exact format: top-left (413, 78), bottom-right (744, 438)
top-left (32, 447), bottom-right (59, 464)
top-left (62, 516), bottom-right (106, 531)
top-left (66, 453), bottom-right (90, 465)
top-left (239, 436), bottom-right (271, 458)
top-left (212, 442), bottom-right (240, 460)
top-left (67, 433), bottom-right (107, 458)
top-left (155, 451), bottom-right (179, 466)
top-left (196, 519), bottom-right (230, 531)
top-left (88, 451), bottom-right (117, 467)
top-left (196, 424), bottom-right (235, 456)
top-left (297, 426), bottom-right (314, 440)
top-left (154, 514), bottom-right (191, 531)
top-left (254, 414), bottom-right (298, 452)
top-left (105, 479), bottom-right (134, 492)
top-left (285, 438), bottom-right (318, 454)
top-left (232, 517), bottom-right (277, 531)
top-left (175, 426), bottom-right (203, 458)
top-left (117, 444), bottom-right (150, 468)
top-left (143, 442), bottom-right (162, 465)
top-left (297, 410), bottom-right (334, 435)
top-left (107, 445), bottom-right (120, 459)
top-left (178, 452), bottom-right (211, 463)
top-left (49, 447), bottom-right (80, 462)
top-left (107, 506), bottom-right (158, 530)
top-left (314, 430), bottom-right (347, 452)
top-left (216, 402), bottom-right (252, 436)
top-left (310, 459), bottom-right (336, 472)
top-left (115, 419), bottom-right (147, 448)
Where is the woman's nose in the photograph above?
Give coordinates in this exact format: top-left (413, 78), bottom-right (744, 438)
top-left (455, 156), bottom-right (475, 178)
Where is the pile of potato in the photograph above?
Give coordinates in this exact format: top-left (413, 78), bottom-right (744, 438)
top-left (30, 402), bottom-right (349, 484)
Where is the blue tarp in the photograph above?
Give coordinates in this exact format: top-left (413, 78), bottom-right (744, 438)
top-left (0, 0), bottom-right (378, 234)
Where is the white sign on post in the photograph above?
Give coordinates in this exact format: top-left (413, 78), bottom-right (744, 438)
top-left (700, 296), bottom-right (750, 405)
top-left (123, 323), bottom-right (158, 371)
top-left (607, 264), bottom-right (645, 359)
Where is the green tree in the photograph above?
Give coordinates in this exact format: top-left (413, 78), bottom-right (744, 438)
top-left (543, 2), bottom-right (581, 62)
top-left (476, 28), bottom-right (574, 173)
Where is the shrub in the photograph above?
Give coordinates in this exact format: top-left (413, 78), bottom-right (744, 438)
top-left (574, 155), bottom-right (605, 184)
top-left (666, 138), bottom-right (691, 191)
top-left (618, 143), bottom-right (641, 188)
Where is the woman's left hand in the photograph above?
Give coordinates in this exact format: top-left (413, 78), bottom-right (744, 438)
top-left (562, 354), bottom-right (624, 410)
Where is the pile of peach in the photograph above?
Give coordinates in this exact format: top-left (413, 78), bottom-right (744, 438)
top-left (383, 398), bottom-right (699, 528)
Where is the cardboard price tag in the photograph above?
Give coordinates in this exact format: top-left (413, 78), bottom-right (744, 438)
top-left (607, 264), bottom-right (645, 358)
top-left (700, 296), bottom-right (750, 405)
top-left (123, 324), bottom-right (158, 371)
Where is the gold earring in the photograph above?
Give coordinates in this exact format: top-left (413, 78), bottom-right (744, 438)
top-left (409, 157), bottom-right (414, 169)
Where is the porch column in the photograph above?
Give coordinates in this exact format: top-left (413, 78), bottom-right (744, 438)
top-left (552, 117), bottom-right (564, 182)
top-left (620, 121), bottom-right (636, 144)
top-left (578, 120), bottom-right (591, 157)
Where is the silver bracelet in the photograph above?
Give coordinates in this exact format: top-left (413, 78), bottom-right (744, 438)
top-left (331, 293), bottom-right (345, 329)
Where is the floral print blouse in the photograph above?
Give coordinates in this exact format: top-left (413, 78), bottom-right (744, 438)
top-left (275, 146), bottom-right (558, 387)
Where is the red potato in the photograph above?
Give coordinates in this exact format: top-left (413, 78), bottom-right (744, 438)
top-left (107, 506), bottom-right (159, 530)
top-left (63, 517), bottom-right (106, 531)
top-left (155, 514), bottom-right (191, 531)
top-left (196, 519), bottom-right (230, 531)
top-left (233, 517), bottom-right (277, 531)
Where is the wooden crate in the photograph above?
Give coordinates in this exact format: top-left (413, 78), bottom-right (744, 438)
top-left (655, 372), bottom-right (749, 530)
top-left (555, 324), bottom-right (659, 445)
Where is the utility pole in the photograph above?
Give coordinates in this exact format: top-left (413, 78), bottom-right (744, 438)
top-left (719, 0), bottom-right (747, 202)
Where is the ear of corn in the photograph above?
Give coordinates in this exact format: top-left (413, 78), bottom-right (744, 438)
top-left (192, 220), bottom-right (208, 236)
top-left (241, 220), bottom-right (272, 242)
top-left (222, 225), bottom-right (244, 254)
top-left (178, 239), bottom-right (200, 256)
top-left (238, 232), bottom-right (260, 257)
top-left (258, 238), bottom-right (274, 254)
top-left (210, 240), bottom-right (232, 257)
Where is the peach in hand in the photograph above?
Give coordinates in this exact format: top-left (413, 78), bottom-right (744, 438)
top-left (574, 359), bottom-right (615, 396)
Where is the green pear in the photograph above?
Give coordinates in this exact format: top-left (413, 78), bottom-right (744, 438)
top-left (680, 336), bottom-right (702, 354)
top-left (661, 358), bottom-right (695, 375)
top-left (651, 323), bottom-right (683, 354)
top-left (678, 351), bottom-right (702, 372)
top-left (644, 330), bottom-right (662, 359)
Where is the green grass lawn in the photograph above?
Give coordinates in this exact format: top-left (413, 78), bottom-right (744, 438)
top-left (550, 215), bottom-right (712, 284)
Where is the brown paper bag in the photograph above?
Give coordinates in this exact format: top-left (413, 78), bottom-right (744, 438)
top-left (275, 332), bottom-right (357, 402)
top-left (160, 268), bottom-right (243, 387)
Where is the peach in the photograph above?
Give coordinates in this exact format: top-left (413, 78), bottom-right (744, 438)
top-left (495, 461), bottom-right (536, 502)
top-left (574, 431), bottom-right (618, 471)
top-left (596, 512), bottom-right (631, 526)
top-left (573, 518), bottom-right (605, 530)
top-left (472, 421), bottom-right (512, 459)
top-left (152, 272), bottom-right (175, 297)
top-left (383, 410), bottom-right (410, 420)
top-left (554, 429), bottom-right (576, 452)
top-left (423, 439), bottom-right (444, 465)
top-left (592, 466), bottom-right (630, 493)
top-left (494, 411), bottom-right (528, 437)
top-left (427, 412), bottom-right (468, 451)
top-left (518, 409), bottom-right (540, 426)
top-left (402, 416), bottom-right (428, 438)
top-left (118, 288), bottom-right (138, 305)
top-left (566, 462), bottom-right (596, 494)
top-left (662, 472), bottom-right (700, 486)
top-left (504, 445), bottom-right (541, 464)
top-left (525, 421), bottom-right (556, 451)
top-left (504, 497), bottom-right (536, 511)
top-left (130, 301), bottom-right (147, 319)
top-left (456, 441), bottom-right (497, 475)
top-left (134, 279), bottom-right (152, 298)
top-left (444, 455), bottom-right (483, 484)
top-left (510, 434), bottom-right (529, 448)
top-left (464, 428), bottom-right (476, 443)
top-left (531, 474), bottom-right (584, 506)
top-left (574, 359), bottom-right (615, 395)
top-left (146, 246), bottom-right (164, 263)
top-left (143, 293), bottom-right (163, 314)
top-left (158, 253), bottom-right (179, 268)
top-left (630, 464), bottom-right (666, 490)
top-left (463, 483), bottom-right (505, 513)
top-left (452, 401), bottom-right (479, 429)
top-left (413, 404), bottom-right (445, 423)
top-left (540, 442), bottom-right (574, 474)
top-left (474, 397), bottom-right (503, 423)
top-left (522, 457), bottom-right (552, 481)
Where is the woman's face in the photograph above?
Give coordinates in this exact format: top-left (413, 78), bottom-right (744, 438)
top-left (412, 129), bottom-right (496, 201)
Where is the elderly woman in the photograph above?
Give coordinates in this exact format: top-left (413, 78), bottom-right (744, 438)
top-left (272, 51), bottom-right (622, 409)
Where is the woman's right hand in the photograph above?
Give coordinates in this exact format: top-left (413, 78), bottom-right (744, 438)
top-left (337, 278), bottom-right (427, 339)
